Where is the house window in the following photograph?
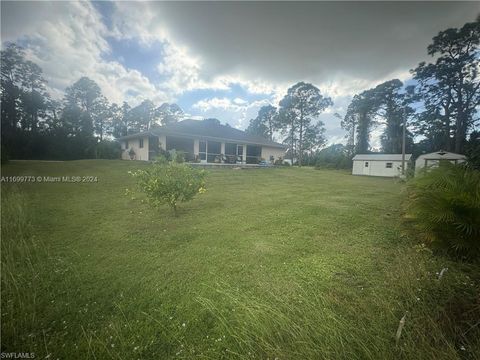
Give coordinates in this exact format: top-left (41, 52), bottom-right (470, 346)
top-left (206, 141), bottom-right (221, 163)
top-left (125, 140), bottom-right (129, 149)
top-left (139, 138), bottom-right (144, 148)
top-left (225, 143), bottom-right (237, 155)
top-left (364, 162), bottom-right (369, 167)
top-left (246, 145), bottom-right (262, 164)
top-left (237, 145), bottom-right (243, 157)
top-left (224, 143), bottom-right (238, 163)
top-left (386, 162), bottom-right (393, 168)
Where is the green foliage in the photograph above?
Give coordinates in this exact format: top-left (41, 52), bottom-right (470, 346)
top-left (278, 82), bottom-right (332, 166)
top-left (313, 144), bottom-right (352, 169)
top-left (168, 149), bottom-right (185, 163)
top-left (412, 19), bottom-right (479, 154)
top-left (374, 80), bottom-right (415, 154)
top-left (95, 140), bottom-right (121, 159)
top-left (156, 102), bottom-right (184, 126)
top-left (246, 105), bottom-right (278, 140)
top-left (343, 80), bottom-right (415, 155)
top-left (131, 161), bottom-right (206, 215)
top-left (273, 157), bottom-right (290, 166)
top-left (342, 88), bottom-right (379, 153)
top-left (466, 130), bottom-right (480, 170)
top-left (1, 42), bottom-right (185, 161)
top-left (406, 163), bottom-right (480, 259)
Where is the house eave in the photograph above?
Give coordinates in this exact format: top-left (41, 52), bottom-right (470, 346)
top-left (119, 129), bottom-right (286, 149)
top-left (117, 131), bottom-right (153, 141)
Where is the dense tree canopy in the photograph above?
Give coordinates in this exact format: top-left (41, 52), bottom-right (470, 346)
top-left (342, 89), bottom-right (378, 154)
top-left (341, 17), bottom-right (479, 161)
top-left (278, 82), bottom-right (332, 166)
top-left (413, 19), bottom-right (480, 154)
top-left (246, 105), bottom-right (278, 141)
top-left (0, 43), bottom-right (184, 162)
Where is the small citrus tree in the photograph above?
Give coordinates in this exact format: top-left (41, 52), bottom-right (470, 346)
top-left (405, 163), bottom-right (480, 259)
top-left (130, 160), bottom-right (206, 216)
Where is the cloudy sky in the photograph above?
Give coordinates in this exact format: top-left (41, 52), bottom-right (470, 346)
top-left (1, 1), bottom-right (478, 146)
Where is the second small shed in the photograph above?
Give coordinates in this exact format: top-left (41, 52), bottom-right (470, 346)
top-left (415, 150), bottom-right (466, 174)
top-left (352, 154), bottom-right (412, 177)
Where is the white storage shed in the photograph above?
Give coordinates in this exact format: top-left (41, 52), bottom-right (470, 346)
top-left (352, 154), bottom-right (412, 177)
top-left (415, 151), bottom-right (466, 174)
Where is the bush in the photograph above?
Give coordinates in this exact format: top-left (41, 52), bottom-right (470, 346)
top-left (95, 140), bottom-right (121, 159)
top-left (405, 163), bottom-right (480, 259)
top-left (130, 161), bottom-right (206, 215)
top-left (465, 130), bottom-right (480, 170)
top-left (313, 144), bottom-right (353, 170)
top-left (274, 157), bottom-right (291, 166)
top-left (173, 150), bottom-right (185, 163)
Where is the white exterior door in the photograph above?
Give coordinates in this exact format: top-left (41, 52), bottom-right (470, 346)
top-left (363, 161), bottom-right (370, 175)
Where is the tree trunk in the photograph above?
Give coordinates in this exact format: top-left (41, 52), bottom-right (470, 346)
top-left (454, 74), bottom-right (465, 154)
top-left (444, 116), bottom-right (451, 152)
top-left (442, 95), bottom-right (452, 152)
top-left (299, 120), bottom-right (303, 167)
top-left (298, 107), bottom-right (304, 167)
top-left (454, 111), bottom-right (467, 154)
top-left (291, 125), bottom-right (295, 165)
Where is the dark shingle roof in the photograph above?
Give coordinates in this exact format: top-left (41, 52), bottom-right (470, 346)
top-left (119, 119), bottom-right (286, 148)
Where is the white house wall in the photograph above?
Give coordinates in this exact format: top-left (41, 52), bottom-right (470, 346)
top-left (121, 134), bottom-right (286, 163)
top-left (261, 146), bottom-right (286, 163)
top-left (352, 160), bottom-right (364, 175)
top-left (353, 160), bottom-right (407, 177)
top-left (121, 136), bottom-right (149, 161)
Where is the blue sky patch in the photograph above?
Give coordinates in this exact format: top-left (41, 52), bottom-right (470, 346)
top-left (102, 37), bottom-right (167, 82)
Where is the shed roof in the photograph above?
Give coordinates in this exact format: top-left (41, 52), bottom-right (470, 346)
top-left (416, 151), bottom-right (466, 160)
top-left (353, 154), bottom-right (412, 161)
top-left (118, 119), bottom-right (286, 148)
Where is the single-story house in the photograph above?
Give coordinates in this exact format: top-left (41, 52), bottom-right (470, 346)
top-left (352, 153), bottom-right (412, 177)
top-left (415, 150), bottom-right (466, 174)
top-left (117, 119), bottom-right (286, 164)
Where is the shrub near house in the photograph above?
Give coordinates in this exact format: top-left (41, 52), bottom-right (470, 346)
top-left (130, 159), bottom-right (206, 215)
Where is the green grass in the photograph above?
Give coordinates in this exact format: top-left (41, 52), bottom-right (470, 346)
top-left (1, 160), bottom-right (479, 359)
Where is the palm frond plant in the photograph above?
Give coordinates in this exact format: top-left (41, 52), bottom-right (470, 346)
top-left (405, 163), bottom-right (480, 259)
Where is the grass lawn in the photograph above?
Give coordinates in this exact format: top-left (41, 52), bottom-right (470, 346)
top-left (1, 160), bottom-right (479, 359)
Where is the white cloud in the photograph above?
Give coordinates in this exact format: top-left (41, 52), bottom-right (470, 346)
top-left (156, 42), bottom-right (205, 95)
top-left (3, 1), bottom-right (455, 147)
top-left (154, 40), bottom-right (284, 99)
top-left (190, 97), bottom-right (276, 130)
top-left (233, 98), bottom-right (248, 105)
top-left (1, 1), bottom-right (169, 106)
top-left (193, 97), bottom-right (242, 112)
top-left (110, 2), bottom-right (169, 45)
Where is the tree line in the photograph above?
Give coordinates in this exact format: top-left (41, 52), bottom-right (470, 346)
top-left (2, 17), bottom-right (478, 165)
top-left (246, 82), bottom-right (332, 166)
top-left (1, 43), bottom-right (184, 162)
top-left (246, 17), bottom-right (480, 167)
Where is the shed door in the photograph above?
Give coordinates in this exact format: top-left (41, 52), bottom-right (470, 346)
top-left (363, 161), bottom-right (370, 175)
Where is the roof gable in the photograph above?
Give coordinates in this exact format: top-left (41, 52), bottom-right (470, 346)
top-left (416, 151), bottom-right (466, 160)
